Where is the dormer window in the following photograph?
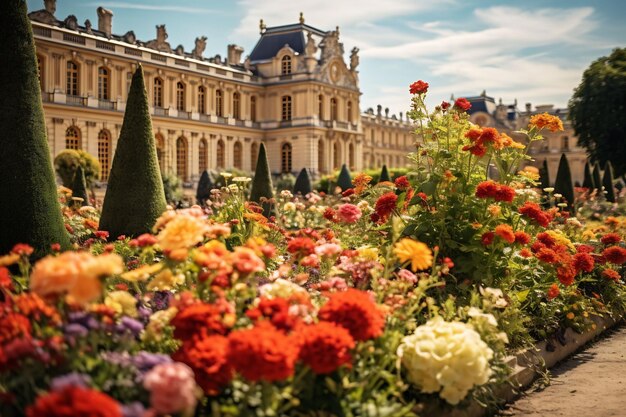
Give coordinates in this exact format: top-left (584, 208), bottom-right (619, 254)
top-left (281, 55), bottom-right (292, 75)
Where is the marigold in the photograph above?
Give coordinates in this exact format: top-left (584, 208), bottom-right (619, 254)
top-left (393, 238), bottom-right (433, 271)
top-left (394, 175), bottom-right (410, 190)
top-left (557, 264), bottom-right (577, 286)
top-left (601, 233), bottom-right (622, 245)
top-left (409, 80), bottom-right (429, 95)
top-left (374, 192), bottom-right (398, 222)
top-left (494, 225), bottom-right (515, 244)
top-left (514, 231), bottom-right (531, 245)
top-left (529, 113), bottom-right (564, 132)
top-left (602, 268), bottom-right (620, 281)
top-left (318, 289), bottom-right (385, 341)
top-left (25, 386), bottom-right (122, 417)
top-left (171, 302), bottom-right (231, 341)
top-left (547, 283), bottom-right (560, 300)
top-left (573, 252), bottom-right (595, 273)
top-left (519, 202), bottom-right (552, 227)
top-left (297, 322), bottom-right (355, 374)
top-left (173, 334), bottom-right (232, 395)
top-left (287, 237), bottom-right (316, 258)
top-left (602, 246), bottom-right (626, 265)
top-left (0, 313), bottom-right (31, 345)
top-left (481, 232), bottom-right (495, 246)
top-left (246, 297), bottom-right (300, 332)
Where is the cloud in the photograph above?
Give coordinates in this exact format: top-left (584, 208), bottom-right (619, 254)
top-left (85, 2), bottom-right (219, 14)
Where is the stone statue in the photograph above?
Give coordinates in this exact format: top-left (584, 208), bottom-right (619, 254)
top-left (123, 31), bottom-right (136, 44)
top-left (175, 44), bottom-right (185, 56)
top-left (305, 32), bottom-right (317, 57)
top-left (319, 27), bottom-right (344, 62)
top-left (64, 15), bottom-right (78, 30)
top-left (192, 36), bottom-right (207, 59)
top-left (44, 0), bottom-right (56, 15)
top-left (146, 25), bottom-right (172, 53)
top-left (84, 19), bottom-right (93, 34)
top-left (350, 47), bottom-right (359, 71)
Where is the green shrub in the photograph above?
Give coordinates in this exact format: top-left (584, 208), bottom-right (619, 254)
top-left (71, 166), bottom-right (89, 206)
top-left (602, 161), bottom-right (616, 203)
top-left (249, 143), bottom-right (274, 217)
top-left (379, 164), bottom-right (391, 183)
top-left (583, 162), bottom-right (595, 190)
top-left (337, 164), bottom-right (352, 191)
top-left (196, 170), bottom-right (213, 205)
top-left (554, 153), bottom-right (575, 212)
top-left (293, 168), bottom-right (312, 196)
top-left (54, 149), bottom-right (101, 188)
top-left (276, 173), bottom-right (296, 192)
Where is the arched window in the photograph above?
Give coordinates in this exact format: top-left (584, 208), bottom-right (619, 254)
top-left (250, 96), bottom-right (257, 122)
top-left (281, 142), bottom-right (292, 173)
top-left (155, 133), bottom-right (165, 170)
top-left (37, 55), bottom-right (44, 90)
top-left (333, 141), bottom-right (340, 170)
top-left (66, 61), bottom-right (79, 96)
top-left (349, 142), bottom-right (355, 169)
top-left (153, 78), bottom-right (163, 108)
top-left (281, 55), bottom-right (292, 75)
top-left (215, 89), bottom-right (223, 117)
top-left (233, 141), bottom-right (243, 169)
top-left (330, 98), bottom-right (338, 121)
top-left (250, 142), bottom-right (259, 170)
top-left (347, 101), bottom-right (353, 123)
top-left (198, 86), bottom-right (206, 114)
top-left (318, 139), bottom-right (325, 173)
top-left (98, 129), bottom-right (112, 180)
top-left (98, 67), bottom-right (109, 100)
top-left (198, 138), bottom-right (208, 173)
top-left (65, 126), bottom-right (81, 150)
top-left (318, 95), bottom-right (324, 120)
top-left (232, 92), bottom-right (241, 120)
top-left (176, 82), bottom-right (185, 111)
top-left (176, 137), bottom-right (188, 181)
top-left (216, 139), bottom-right (225, 168)
top-left (281, 95), bottom-right (292, 121)
top-left (562, 136), bottom-right (570, 151)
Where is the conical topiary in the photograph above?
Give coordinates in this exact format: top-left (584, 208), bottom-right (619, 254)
top-left (249, 143), bottom-right (274, 217)
top-left (0, 0), bottom-right (71, 258)
top-left (71, 166), bottom-right (89, 206)
top-left (336, 164), bottom-right (352, 191)
top-left (592, 163), bottom-right (602, 193)
top-left (196, 170), bottom-right (213, 205)
top-left (293, 168), bottom-right (312, 196)
top-left (99, 65), bottom-right (166, 239)
top-left (602, 161), bottom-right (616, 203)
top-left (539, 159), bottom-right (550, 189)
top-left (379, 164), bottom-right (391, 183)
top-left (554, 153), bottom-right (575, 212)
top-left (582, 162), bottom-right (595, 190)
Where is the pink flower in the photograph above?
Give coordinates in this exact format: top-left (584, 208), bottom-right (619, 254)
top-left (396, 269), bottom-right (417, 284)
top-left (143, 362), bottom-right (198, 415)
top-left (315, 243), bottom-right (342, 258)
top-left (337, 204), bottom-right (362, 224)
top-left (231, 247), bottom-right (265, 275)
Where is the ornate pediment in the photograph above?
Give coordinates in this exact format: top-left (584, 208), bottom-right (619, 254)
top-left (318, 58), bottom-right (357, 88)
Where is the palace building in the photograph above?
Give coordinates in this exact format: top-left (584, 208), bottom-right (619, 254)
top-left (28, 0), bottom-right (414, 189)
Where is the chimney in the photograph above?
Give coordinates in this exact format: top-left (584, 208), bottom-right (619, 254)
top-left (227, 44), bottom-right (244, 65)
top-left (97, 7), bottom-right (113, 37)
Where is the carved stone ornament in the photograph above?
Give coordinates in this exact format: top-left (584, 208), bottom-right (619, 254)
top-left (84, 19), bottom-right (93, 34)
top-left (123, 31), bottom-right (136, 44)
top-left (63, 15), bottom-right (78, 30)
top-left (192, 36), bottom-right (207, 59)
top-left (146, 25), bottom-right (172, 53)
top-left (305, 32), bottom-right (317, 57)
top-left (175, 45), bottom-right (185, 56)
top-left (319, 27), bottom-right (344, 63)
top-left (28, 0), bottom-right (57, 25)
top-left (349, 47), bottom-right (359, 71)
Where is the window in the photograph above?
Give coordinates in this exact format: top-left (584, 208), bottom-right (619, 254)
top-left (281, 95), bottom-right (292, 121)
top-left (233, 141), bottom-right (242, 169)
top-left (97, 67), bottom-right (109, 100)
top-left (562, 136), bottom-right (570, 151)
top-left (153, 78), bottom-right (163, 108)
top-left (250, 96), bottom-right (257, 122)
top-left (330, 98), bottom-right (337, 121)
top-left (232, 92), bottom-right (241, 120)
top-left (198, 86), bottom-right (206, 114)
top-left (281, 142), bottom-right (292, 173)
top-left (349, 142), bottom-right (355, 169)
top-left (318, 139), bottom-right (325, 173)
top-left (98, 129), bottom-right (112, 180)
top-left (65, 126), bottom-right (81, 150)
top-left (215, 89), bottom-right (223, 117)
top-left (216, 139), bottom-right (225, 168)
top-left (198, 138), bottom-right (208, 173)
top-left (37, 55), bottom-right (44, 90)
top-left (176, 137), bottom-right (188, 180)
top-left (250, 142), bottom-right (258, 170)
top-left (155, 133), bottom-right (165, 170)
top-left (281, 55), bottom-right (292, 75)
top-left (176, 82), bottom-right (185, 111)
top-left (318, 95), bottom-right (324, 120)
top-left (333, 141), bottom-right (340, 170)
top-left (347, 101), bottom-right (353, 123)
top-left (66, 61), bottom-right (79, 96)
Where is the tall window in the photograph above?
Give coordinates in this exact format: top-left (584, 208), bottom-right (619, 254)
top-left (176, 137), bottom-right (188, 180)
top-left (216, 139), bottom-right (225, 168)
top-left (281, 142), bottom-right (292, 173)
top-left (66, 61), bottom-right (79, 96)
top-left (198, 86), bottom-right (206, 114)
top-left (215, 89), bottom-right (223, 117)
top-left (250, 96), bottom-right (257, 122)
top-left (318, 139), bottom-right (325, 173)
top-left (98, 129), bottom-right (111, 180)
top-left (281, 55), bottom-right (292, 75)
top-left (281, 95), bottom-right (292, 121)
top-left (176, 82), bottom-right (185, 111)
top-left (250, 142), bottom-right (258, 170)
top-left (155, 133), bottom-right (165, 170)
top-left (562, 136), bottom-right (570, 151)
top-left (153, 78), bottom-right (163, 108)
top-left (37, 55), bottom-right (44, 90)
top-left (65, 126), bottom-right (81, 150)
top-left (347, 101), bottom-right (353, 123)
top-left (198, 138), bottom-right (208, 173)
top-left (333, 141), bottom-right (340, 170)
top-left (232, 92), bottom-right (241, 120)
top-left (349, 142), bottom-right (355, 169)
top-left (330, 98), bottom-right (338, 121)
top-left (233, 141), bottom-right (243, 169)
top-left (97, 67), bottom-right (109, 100)
top-left (318, 95), bottom-right (324, 120)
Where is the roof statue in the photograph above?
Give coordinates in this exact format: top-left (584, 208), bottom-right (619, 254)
top-left (350, 47), bottom-right (359, 71)
top-left (146, 24), bottom-right (172, 53)
top-left (305, 32), bottom-right (317, 57)
top-left (192, 36), bottom-right (207, 60)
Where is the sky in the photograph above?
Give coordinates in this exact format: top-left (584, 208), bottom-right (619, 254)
top-left (27, 0), bottom-right (626, 115)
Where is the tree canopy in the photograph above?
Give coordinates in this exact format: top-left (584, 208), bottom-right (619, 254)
top-left (569, 48), bottom-right (626, 178)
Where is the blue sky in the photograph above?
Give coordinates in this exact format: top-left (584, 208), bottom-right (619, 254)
top-left (28, 0), bottom-right (626, 114)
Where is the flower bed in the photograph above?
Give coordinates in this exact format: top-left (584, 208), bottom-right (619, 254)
top-left (1, 83), bottom-right (625, 417)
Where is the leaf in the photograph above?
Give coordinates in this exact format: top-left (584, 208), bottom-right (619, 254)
top-left (516, 289), bottom-right (530, 302)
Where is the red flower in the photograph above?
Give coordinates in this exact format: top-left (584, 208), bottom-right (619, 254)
top-left (11, 244), bottom-right (34, 256)
top-left (547, 283), bottom-right (560, 300)
top-left (536, 248), bottom-right (558, 264)
top-left (0, 313), bottom-right (31, 345)
top-left (495, 225), bottom-right (515, 244)
top-left (246, 297), bottom-right (300, 332)
top-left (602, 268), bottom-right (621, 281)
top-left (557, 264), bottom-right (577, 286)
top-left (601, 233), bottom-right (622, 245)
top-left (171, 302), bottom-right (230, 341)
top-left (136, 233), bottom-right (158, 247)
top-left (50, 243), bottom-right (61, 252)
top-left (476, 180), bottom-right (498, 199)
top-left (494, 185), bottom-right (516, 203)
top-left (296, 322), bottom-right (354, 374)
top-left (576, 244), bottom-right (595, 253)
top-left (173, 334), bottom-right (232, 395)
top-left (514, 231), bottom-right (531, 245)
top-left (318, 289), bottom-right (385, 341)
top-left (441, 101), bottom-right (450, 110)
top-left (394, 176), bottom-right (410, 190)
top-left (94, 231), bottom-right (109, 240)
top-left (227, 322), bottom-right (298, 382)
top-left (573, 252), bottom-right (595, 273)
top-left (454, 97), bottom-right (472, 111)
top-left (481, 231), bottom-right (495, 246)
top-left (519, 202), bottom-right (552, 227)
top-left (0, 267), bottom-right (12, 290)
top-left (462, 142), bottom-right (487, 157)
top-left (602, 246), bottom-right (626, 265)
top-left (519, 248), bottom-right (533, 258)
top-left (287, 237), bottom-right (316, 257)
top-left (374, 192), bottom-right (398, 222)
top-left (409, 80), bottom-right (429, 95)
top-left (25, 386), bottom-right (121, 417)
top-left (342, 188), bottom-right (355, 197)
top-left (323, 207), bottom-right (337, 222)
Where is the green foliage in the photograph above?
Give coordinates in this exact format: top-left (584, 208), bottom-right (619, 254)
top-left (0, 0), bottom-right (70, 257)
top-left (54, 149), bottom-right (101, 188)
top-left (249, 143), bottom-right (274, 217)
top-left (602, 161), bottom-right (616, 203)
top-left (593, 163), bottom-right (603, 193)
top-left (337, 164), bottom-right (353, 191)
top-left (71, 166), bottom-right (89, 206)
top-left (379, 164), bottom-right (391, 183)
top-left (293, 168), bottom-right (313, 196)
top-left (569, 48), bottom-right (626, 177)
top-left (162, 171), bottom-right (183, 204)
top-left (276, 173), bottom-right (296, 192)
top-left (100, 65), bottom-right (167, 239)
top-left (196, 170), bottom-right (213, 205)
top-left (554, 153), bottom-right (575, 212)
top-left (583, 162), bottom-right (595, 190)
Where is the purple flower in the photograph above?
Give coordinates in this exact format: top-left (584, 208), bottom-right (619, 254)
top-left (64, 323), bottom-right (88, 338)
top-left (50, 372), bottom-right (92, 391)
top-left (116, 317), bottom-right (144, 337)
top-left (121, 402), bottom-right (147, 417)
top-left (132, 351), bottom-right (172, 374)
top-left (152, 291), bottom-right (172, 311)
top-left (68, 311), bottom-right (100, 330)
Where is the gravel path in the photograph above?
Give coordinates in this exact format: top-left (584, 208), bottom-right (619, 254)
top-left (501, 326), bottom-right (626, 417)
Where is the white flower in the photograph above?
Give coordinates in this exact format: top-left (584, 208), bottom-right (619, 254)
top-left (233, 177), bottom-right (251, 183)
top-left (397, 317), bottom-right (494, 405)
top-left (220, 172), bottom-right (233, 178)
top-left (543, 187), bottom-right (555, 193)
top-left (467, 307), bottom-right (498, 327)
top-left (259, 278), bottom-right (307, 299)
top-left (280, 190), bottom-right (294, 199)
top-left (283, 202), bottom-right (296, 212)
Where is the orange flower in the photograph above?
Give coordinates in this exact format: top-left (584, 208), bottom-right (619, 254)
top-left (494, 224), bottom-right (515, 244)
top-left (352, 173), bottom-right (373, 194)
top-left (529, 113), bottom-right (563, 132)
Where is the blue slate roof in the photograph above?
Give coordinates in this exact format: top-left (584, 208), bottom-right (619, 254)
top-left (249, 23), bottom-right (326, 63)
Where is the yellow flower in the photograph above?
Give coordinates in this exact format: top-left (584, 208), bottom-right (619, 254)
top-left (546, 230), bottom-right (575, 251)
top-left (147, 269), bottom-right (185, 291)
top-left (105, 290), bottom-right (138, 317)
top-left (157, 214), bottom-right (207, 252)
top-left (121, 263), bottom-right (162, 282)
top-left (142, 307), bottom-right (178, 342)
top-left (529, 113), bottom-right (564, 132)
top-left (394, 238), bottom-right (433, 271)
top-left (357, 245), bottom-right (379, 262)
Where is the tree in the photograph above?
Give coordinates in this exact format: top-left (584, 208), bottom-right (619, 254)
top-left (54, 149), bottom-right (101, 188)
top-left (293, 168), bottom-right (312, 196)
top-left (99, 65), bottom-right (166, 239)
top-left (162, 171), bottom-right (183, 204)
top-left (196, 170), bottom-right (213, 205)
top-left (71, 166), bottom-right (89, 206)
top-left (569, 48), bottom-right (626, 178)
top-left (0, 0), bottom-right (71, 257)
top-left (582, 162), bottom-right (595, 190)
top-left (379, 165), bottom-right (391, 183)
top-left (554, 153), bottom-right (575, 212)
top-left (249, 143), bottom-right (274, 217)
top-left (593, 163), bottom-right (603, 193)
top-left (337, 164), bottom-right (352, 191)
top-left (602, 161), bottom-right (616, 203)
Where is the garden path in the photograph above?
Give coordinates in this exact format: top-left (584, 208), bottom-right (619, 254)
top-left (501, 325), bottom-right (626, 417)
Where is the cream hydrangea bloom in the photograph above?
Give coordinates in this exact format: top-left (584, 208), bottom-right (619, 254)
top-left (397, 317), bottom-right (494, 405)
